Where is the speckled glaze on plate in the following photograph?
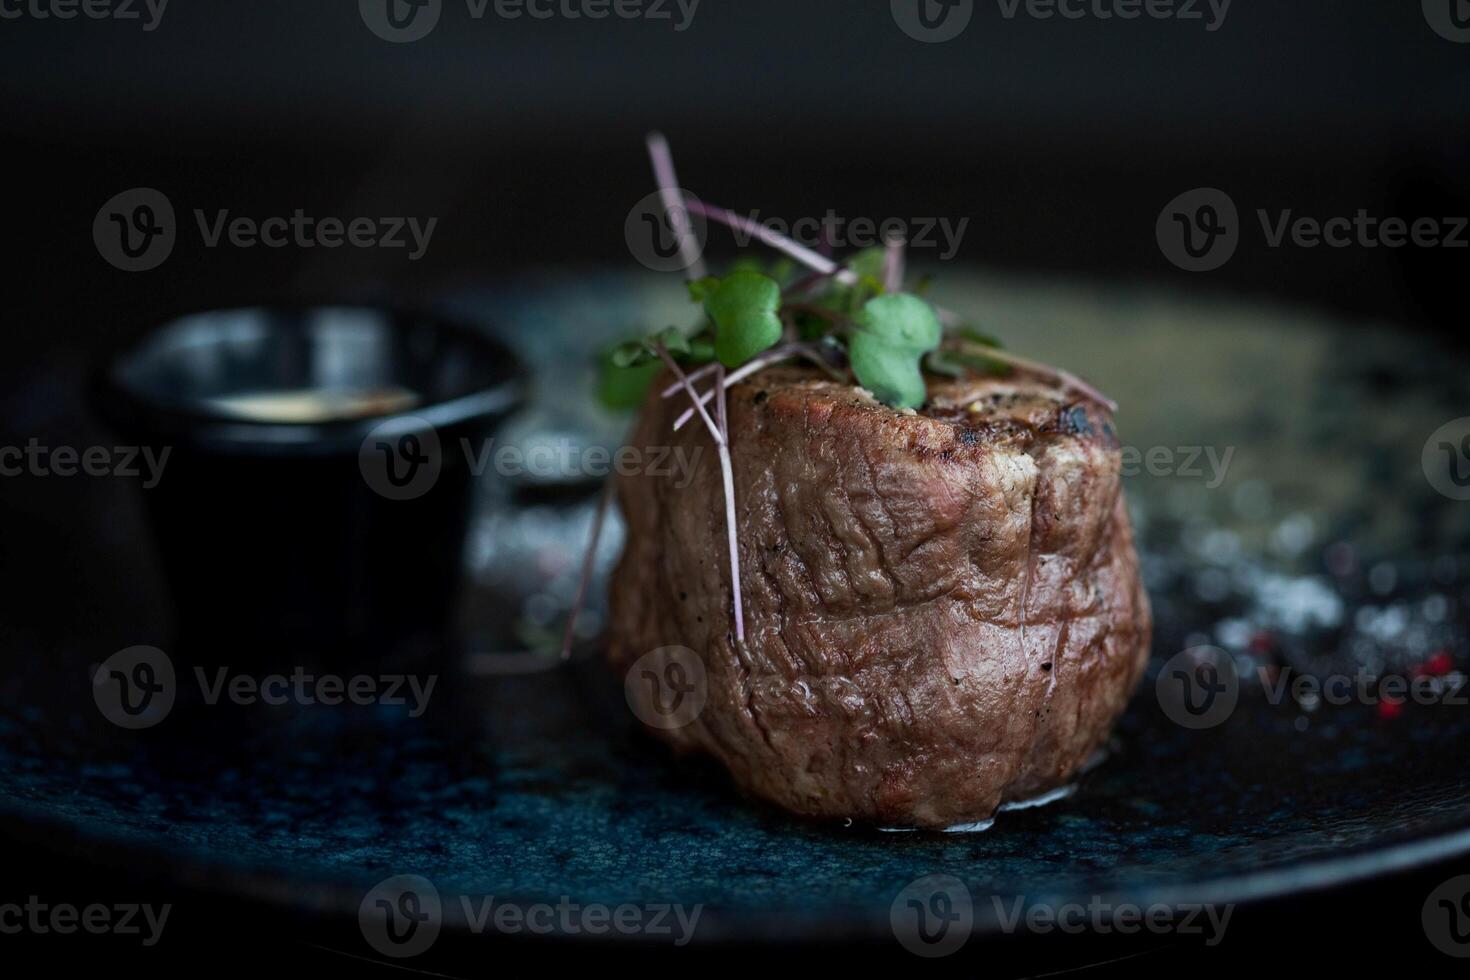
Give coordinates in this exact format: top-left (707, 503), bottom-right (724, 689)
top-left (1, 272), bottom-right (1467, 942)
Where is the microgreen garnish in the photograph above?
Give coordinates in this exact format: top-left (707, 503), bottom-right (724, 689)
top-left (563, 134), bottom-right (1117, 659)
top-left (704, 270), bottom-right (783, 368)
top-left (848, 293), bottom-right (943, 409)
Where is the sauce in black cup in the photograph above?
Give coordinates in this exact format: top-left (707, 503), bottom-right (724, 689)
top-left (92, 305), bottom-right (526, 670)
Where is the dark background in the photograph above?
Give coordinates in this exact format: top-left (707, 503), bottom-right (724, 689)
top-left (2, 0), bottom-right (1468, 973)
top-left (2, 0), bottom-right (1468, 371)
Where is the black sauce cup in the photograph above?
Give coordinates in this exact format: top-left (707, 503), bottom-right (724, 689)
top-left (92, 305), bottom-right (525, 670)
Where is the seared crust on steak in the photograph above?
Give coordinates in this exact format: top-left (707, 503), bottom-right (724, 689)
top-left (608, 365), bottom-right (1151, 829)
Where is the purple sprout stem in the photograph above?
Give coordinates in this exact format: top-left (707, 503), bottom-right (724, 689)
top-left (682, 198), bottom-right (859, 287)
top-left (653, 343), bottom-right (745, 643)
top-left (671, 345), bottom-right (804, 431)
top-left (660, 360), bottom-right (718, 399)
top-left (560, 465), bottom-right (616, 660)
top-left (565, 136), bottom-right (704, 660)
top-left (646, 132), bottom-right (707, 282)
top-left (654, 343), bottom-right (724, 445)
top-left (712, 364), bottom-right (746, 644)
top-left (883, 235), bottom-right (905, 293)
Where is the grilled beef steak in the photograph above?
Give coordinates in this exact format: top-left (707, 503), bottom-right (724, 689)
top-left (608, 365), bottom-right (1151, 829)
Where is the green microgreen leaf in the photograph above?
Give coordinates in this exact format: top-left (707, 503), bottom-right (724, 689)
top-left (855, 293), bottom-right (943, 351)
top-left (849, 333), bottom-right (927, 408)
top-left (941, 327), bottom-right (1011, 377)
top-left (598, 348), bottom-right (662, 410)
top-left (704, 270), bottom-right (783, 368)
top-left (848, 293), bottom-right (943, 409)
top-left (956, 326), bottom-right (1003, 348)
top-left (845, 246), bottom-right (888, 285)
top-left (653, 325), bottom-right (690, 356)
top-left (686, 276), bottom-right (720, 303)
top-left (610, 340), bottom-right (651, 368)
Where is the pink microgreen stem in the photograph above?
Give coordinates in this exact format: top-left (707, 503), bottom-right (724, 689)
top-left (654, 342), bottom-right (724, 445)
top-left (682, 198), bottom-right (859, 287)
top-left (883, 235), bottom-right (905, 293)
top-left (660, 360), bottom-right (718, 399)
top-left (653, 343), bottom-right (745, 643)
top-left (560, 473), bottom-right (615, 660)
top-left (671, 345), bottom-right (803, 431)
top-left (646, 132), bottom-right (707, 281)
top-left (712, 364), bottom-right (745, 643)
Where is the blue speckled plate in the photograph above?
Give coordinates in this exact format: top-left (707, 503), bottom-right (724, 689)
top-left (3, 658), bottom-right (1470, 942)
top-left (2, 272), bottom-right (1468, 944)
